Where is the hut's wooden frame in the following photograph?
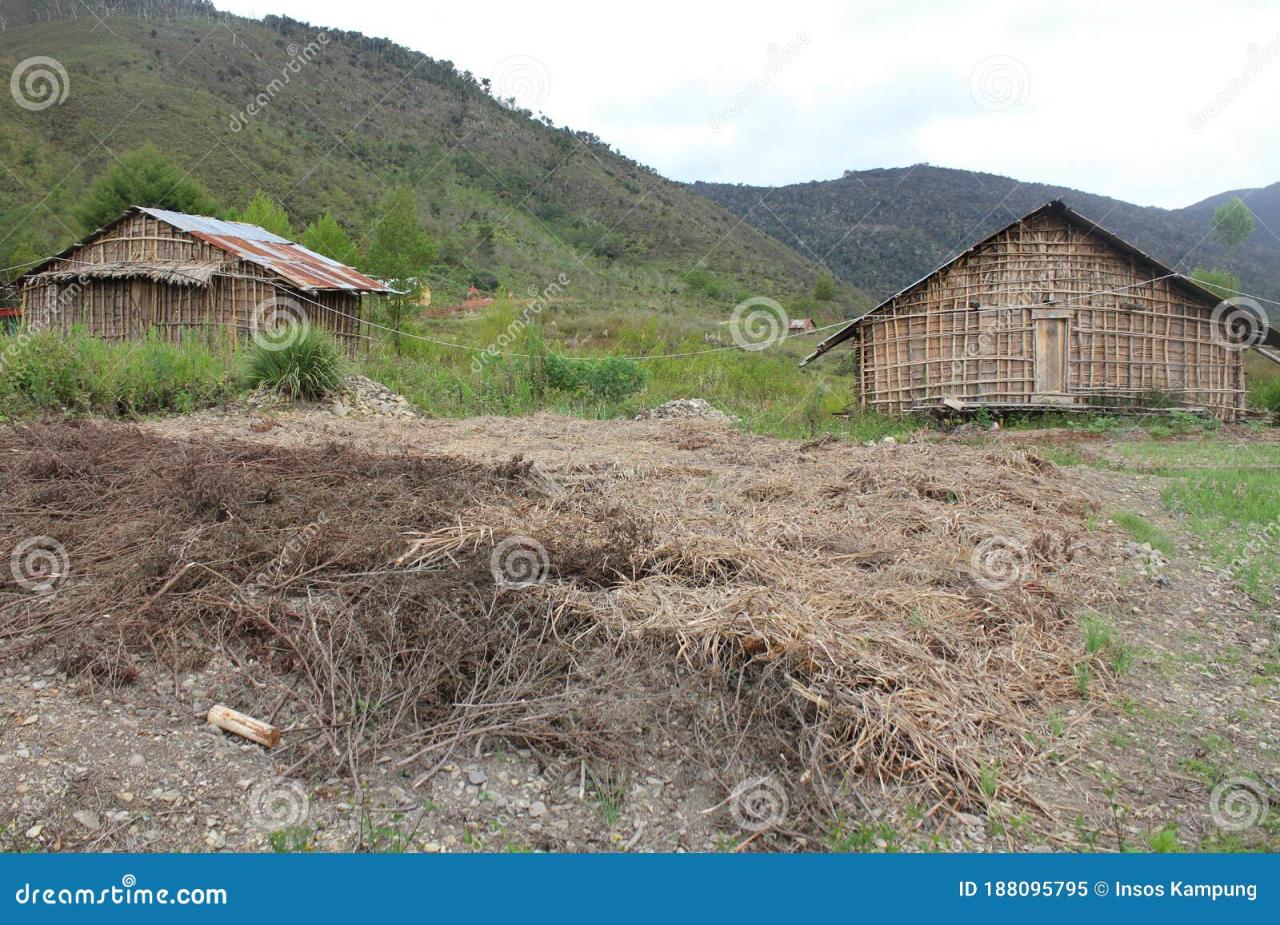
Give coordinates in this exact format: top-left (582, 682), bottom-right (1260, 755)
top-left (806, 202), bottom-right (1248, 420)
top-left (18, 211), bottom-right (367, 351)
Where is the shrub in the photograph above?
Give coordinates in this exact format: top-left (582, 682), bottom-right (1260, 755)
top-left (543, 353), bottom-right (647, 402)
top-left (242, 327), bottom-right (344, 401)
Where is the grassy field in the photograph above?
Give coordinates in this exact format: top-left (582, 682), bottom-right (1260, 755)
top-left (1107, 438), bottom-right (1280, 605)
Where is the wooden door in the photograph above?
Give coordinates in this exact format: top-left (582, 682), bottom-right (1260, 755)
top-left (1032, 309), bottom-right (1071, 402)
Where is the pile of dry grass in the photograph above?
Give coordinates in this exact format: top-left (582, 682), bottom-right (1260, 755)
top-left (1, 421), bottom-right (1120, 832)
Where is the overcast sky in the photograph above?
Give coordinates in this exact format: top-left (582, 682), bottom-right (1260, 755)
top-left (215, 0), bottom-right (1279, 209)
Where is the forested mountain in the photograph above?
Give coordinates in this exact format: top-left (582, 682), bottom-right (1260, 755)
top-left (0, 0), bottom-right (860, 308)
top-left (693, 166), bottom-right (1280, 308)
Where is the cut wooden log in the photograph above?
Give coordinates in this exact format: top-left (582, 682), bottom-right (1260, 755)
top-left (206, 704), bottom-right (280, 748)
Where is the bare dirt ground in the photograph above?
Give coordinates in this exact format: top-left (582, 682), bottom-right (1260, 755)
top-left (1, 407), bottom-right (1276, 853)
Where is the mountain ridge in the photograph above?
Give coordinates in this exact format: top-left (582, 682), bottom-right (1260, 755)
top-left (0, 0), bottom-right (864, 313)
top-left (692, 164), bottom-right (1280, 307)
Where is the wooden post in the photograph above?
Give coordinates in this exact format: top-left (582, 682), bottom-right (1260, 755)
top-left (207, 704), bottom-right (280, 748)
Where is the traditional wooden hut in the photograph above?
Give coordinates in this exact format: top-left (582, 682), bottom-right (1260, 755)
top-left (17, 207), bottom-right (391, 349)
top-left (803, 201), bottom-right (1279, 421)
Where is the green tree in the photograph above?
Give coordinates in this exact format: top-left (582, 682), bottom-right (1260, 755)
top-left (365, 187), bottom-right (438, 351)
top-left (1211, 197), bottom-right (1255, 270)
top-left (238, 189), bottom-right (295, 238)
top-left (814, 271), bottom-right (837, 302)
top-left (1189, 266), bottom-right (1239, 300)
top-left (300, 213), bottom-right (358, 266)
top-left (75, 143), bottom-right (217, 231)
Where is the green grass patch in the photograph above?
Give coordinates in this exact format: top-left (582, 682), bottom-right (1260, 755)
top-left (1111, 511), bottom-right (1175, 556)
top-left (242, 326), bottom-right (345, 401)
top-left (0, 327), bottom-right (235, 416)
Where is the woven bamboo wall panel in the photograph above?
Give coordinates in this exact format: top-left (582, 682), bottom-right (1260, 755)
top-left (858, 211), bottom-right (1244, 419)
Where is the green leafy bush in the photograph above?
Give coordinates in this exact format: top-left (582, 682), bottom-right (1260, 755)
top-left (542, 353), bottom-right (647, 402)
top-left (242, 327), bottom-right (344, 401)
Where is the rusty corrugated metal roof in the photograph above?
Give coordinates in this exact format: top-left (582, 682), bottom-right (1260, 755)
top-left (138, 207), bottom-right (393, 293)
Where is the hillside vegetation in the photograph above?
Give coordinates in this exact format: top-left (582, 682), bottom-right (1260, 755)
top-left (692, 165), bottom-right (1280, 312)
top-left (0, 1), bottom-right (866, 318)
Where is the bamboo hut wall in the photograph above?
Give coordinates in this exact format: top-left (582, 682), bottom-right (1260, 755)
top-left (857, 211), bottom-right (1243, 419)
top-left (19, 215), bottom-right (362, 350)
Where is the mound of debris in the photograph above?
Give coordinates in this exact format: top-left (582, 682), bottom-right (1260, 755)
top-left (229, 375), bottom-right (416, 420)
top-left (331, 375), bottom-right (416, 420)
top-left (635, 398), bottom-right (736, 423)
top-left (1, 419), bottom-right (1127, 850)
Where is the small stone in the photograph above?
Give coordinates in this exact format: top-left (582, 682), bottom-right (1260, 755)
top-left (468, 769), bottom-right (488, 786)
top-left (127, 753), bottom-right (146, 768)
top-left (159, 789), bottom-right (182, 804)
top-left (25, 824), bottom-right (43, 839)
top-left (115, 792), bottom-right (134, 804)
top-left (529, 800), bottom-right (547, 818)
top-left (72, 810), bottom-right (101, 831)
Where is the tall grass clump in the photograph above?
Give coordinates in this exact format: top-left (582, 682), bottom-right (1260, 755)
top-left (242, 326), bottom-right (345, 401)
top-left (1249, 377), bottom-right (1280, 421)
top-left (0, 327), bottom-right (234, 416)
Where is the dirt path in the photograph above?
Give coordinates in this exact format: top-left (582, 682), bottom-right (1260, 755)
top-left (2, 410), bottom-right (1275, 853)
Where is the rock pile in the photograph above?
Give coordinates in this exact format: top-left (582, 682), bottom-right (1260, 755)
top-left (635, 398), bottom-right (736, 423)
top-left (331, 376), bottom-right (417, 420)
top-left (1121, 540), bottom-right (1171, 587)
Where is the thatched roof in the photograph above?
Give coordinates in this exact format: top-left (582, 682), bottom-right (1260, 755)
top-left (39, 261), bottom-right (221, 287)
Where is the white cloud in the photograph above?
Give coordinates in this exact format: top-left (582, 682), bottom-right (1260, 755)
top-left (215, 0), bottom-right (1280, 207)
